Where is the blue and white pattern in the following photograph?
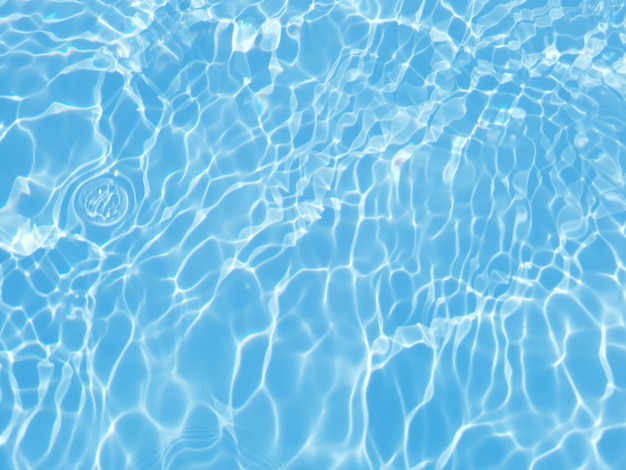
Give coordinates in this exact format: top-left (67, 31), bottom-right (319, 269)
top-left (1, 0), bottom-right (625, 468)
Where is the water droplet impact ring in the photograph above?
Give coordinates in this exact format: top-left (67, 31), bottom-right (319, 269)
top-left (74, 177), bottom-right (130, 226)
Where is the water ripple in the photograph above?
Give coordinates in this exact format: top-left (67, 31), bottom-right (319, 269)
top-left (1, 0), bottom-right (626, 468)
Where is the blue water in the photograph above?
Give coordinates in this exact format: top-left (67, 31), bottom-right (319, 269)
top-left (1, 0), bottom-right (626, 468)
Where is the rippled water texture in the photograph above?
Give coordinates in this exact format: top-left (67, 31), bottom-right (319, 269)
top-left (75, 177), bottom-right (130, 226)
top-left (1, 0), bottom-right (626, 469)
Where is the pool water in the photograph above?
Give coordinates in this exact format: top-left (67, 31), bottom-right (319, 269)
top-left (1, 0), bottom-right (626, 469)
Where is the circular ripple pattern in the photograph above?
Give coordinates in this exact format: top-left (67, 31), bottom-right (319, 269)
top-left (75, 177), bottom-right (130, 226)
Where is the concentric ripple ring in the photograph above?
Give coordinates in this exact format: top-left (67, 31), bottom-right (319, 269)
top-left (74, 177), bottom-right (130, 226)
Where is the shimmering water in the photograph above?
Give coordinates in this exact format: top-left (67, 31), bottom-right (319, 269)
top-left (75, 177), bottom-right (130, 227)
top-left (1, 0), bottom-right (626, 468)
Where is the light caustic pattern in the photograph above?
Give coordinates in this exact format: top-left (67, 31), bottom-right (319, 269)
top-left (0, 0), bottom-right (626, 468)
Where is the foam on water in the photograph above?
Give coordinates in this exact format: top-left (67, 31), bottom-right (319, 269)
top-left (1, 0), bottom-right (626, 469)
